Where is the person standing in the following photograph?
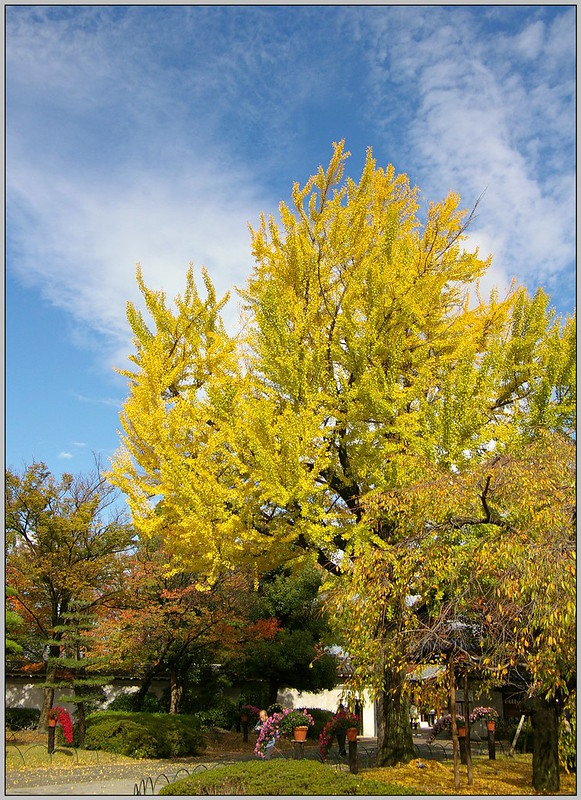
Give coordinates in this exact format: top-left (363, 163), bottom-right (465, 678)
top-left (336, 702), bottom-right (347, 757)
top-left (255, 709), bottom-right (276, 760)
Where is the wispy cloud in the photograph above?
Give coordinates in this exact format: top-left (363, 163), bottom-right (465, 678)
top-left (345, 6), bottom-right (575, 305)
top-left (72, 392), bottom-right (125, 408)
top-left (58, 451), bottom-right (73, 460)
top-left (6, 7), bottom-right (282, 370)
top-left (6, 4), bottom-right (575, 391)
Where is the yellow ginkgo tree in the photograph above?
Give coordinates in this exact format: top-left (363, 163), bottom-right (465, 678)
top-left (110, 141), bottom-right (575, 768)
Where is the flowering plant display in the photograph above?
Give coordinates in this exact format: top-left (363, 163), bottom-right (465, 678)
top-left (253, 708), bottom-right (315, 757)
top-left (240, 704), bottom-right (261, 722)
top-left (254, 711), bottom-right (284, 757)
top-left (318, 710), bottom-right (360, 760)
top-left (49, 706), bottom-right (74, 744)
top-left (427, 714), bottom-right (465, 742)
top-left (278, 708), bottom-right (315, 734)
top-left (470, 706), bottom-right (499, 723)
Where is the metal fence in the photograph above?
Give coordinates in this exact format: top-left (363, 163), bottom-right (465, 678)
top-left (6, 742), bottom-right (104, 767)
top-left (133, 761), bottom-right (233, 795)
top-left (132, 743), bottom-right (380, 795)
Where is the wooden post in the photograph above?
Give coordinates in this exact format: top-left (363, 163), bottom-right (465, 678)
top-left (292, 741), bottom-right (305, 760)
top-left (242, 720), bottom-right (249, 742)
top-left (487, 727), bottom-right (496, 760)
top-left (463, 670), bottom-right (473, 785)
top-left (509, 715), bottom-right (526, 756)
top-left (449, 654), bottom-right (460, 792)
top-left (348, 738), bottom-right (358, 774)
top-left (47, 722), bottom-right (56, 754)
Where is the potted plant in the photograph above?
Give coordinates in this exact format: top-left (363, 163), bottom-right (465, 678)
top-left (470, 706), bottom-right (498, 731)
top-left (319, 709), bottom-right (361, 760)
top-left (427, 713), bottom-right (467, 742)
top-left (254, 708), bottom-right (315, 756)
top-left (278, 708), bottom-right (315, 741)
top-left (240, 704), bottom-right (260, 725)
top-left (46, 706), bottom-right (74, 753)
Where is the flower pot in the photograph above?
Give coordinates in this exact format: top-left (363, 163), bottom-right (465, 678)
top-left (486, 720), bottom-right (495, 732)
top-left (346, 727), bottom-right (358, 742)
top-left (241, 714), bottom-right (249, 723)
top-left (48, 719), bottom-right (57, 728)
top-left (293, 726), bottom-right (308, 741)
top-left (457, 725), bottom-right (466, 737)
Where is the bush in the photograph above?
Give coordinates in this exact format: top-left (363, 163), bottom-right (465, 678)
top-left (559, 693), bottom-right (576, 772)
top-left (107, 691), bottom-right (164, 713)
top-left (158, 759), bottom-right (420, 795)
top-left (84, 711), bottom-right (205, 759)
top-left (5, 707), bottom-right (41, 730)
top-left (305, 708), bottom-right (334, 739)
top-left (191, 697), bottom-right (239, 730)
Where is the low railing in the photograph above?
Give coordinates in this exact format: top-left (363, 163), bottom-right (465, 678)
top-left (133, 762), bottom-right (226, 795)
top-left (5, 742), bottom-right (103, 767)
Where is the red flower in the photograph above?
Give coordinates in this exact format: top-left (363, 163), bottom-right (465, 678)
top-left (50, 707), bottom-right (74, 744)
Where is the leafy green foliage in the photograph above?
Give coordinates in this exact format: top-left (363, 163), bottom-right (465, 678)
top-left (107, 692), bottom-right (164, 713)
top-left (5, 707), bottom-right (40, 730)
top-left (110, 141), bottom-right (576, 775)
top-left (84, 712), bottom-right (205, 758)
top-left (5, 461), bottom-right (134, 727)
top-left (305, 708), bottom-right (334, 739)
top-left (227, 563), bottom-right (338, 703)
top-left (158, 759), bottom-right (419, 796)
top-left (6, 587), bottom-right (24, 655)
top-left (190, 697), bottom-right (239, 730)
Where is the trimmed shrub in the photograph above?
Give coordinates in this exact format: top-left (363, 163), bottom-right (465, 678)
top-left (191, 697), bottom-right (239, 730)
top-left (84, 711), bottom-right (205, 758)
top-left (158, 759), bottom-right (420, 795)
top-left (5, 707), bottom-right (41, 730)
top-left (107, 691), bottom-right (163, 713)
top-left (304, 708), bottom-right (334, 739)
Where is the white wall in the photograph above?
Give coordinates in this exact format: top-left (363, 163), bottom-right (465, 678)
top-left (5, 676), bottom-right (169, 719)
top-left (277, 684), bottom-right (376, 737)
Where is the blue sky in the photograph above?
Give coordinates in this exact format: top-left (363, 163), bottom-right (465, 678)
top-left (5, 4), bottom-right (576, 483)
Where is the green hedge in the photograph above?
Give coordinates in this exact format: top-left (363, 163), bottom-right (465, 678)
top-left (304, 708), bottom-right (334, 739)
top-left (84, 711), bottom-right (205, 759)
top-left (107, 691), bottom-right (164, 713)
top-left (191, 697), bottom-right (239, 730)
top-left (159, 760), bottom-right (420, 795)
top-left (5, 707), bottom-right (40, 730)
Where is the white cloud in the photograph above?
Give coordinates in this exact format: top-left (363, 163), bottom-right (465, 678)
top-left (7, 107), bottom-right (269, 377)
top-left (350, 7), bottom-right (575, 303)
top-left (6, 5), bottom-right (575, 390)
top-left (5, 7), bottom-right (309, 376)
top-left (514, 20), bottom-right (545, 60)
top-left (58, 451), bottom-right (73, 460)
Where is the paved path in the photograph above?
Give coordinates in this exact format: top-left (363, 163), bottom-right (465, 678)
top-left (6, 759), bottom-right (193, 796)
top-left (5, 738), bottom-right (384, 796)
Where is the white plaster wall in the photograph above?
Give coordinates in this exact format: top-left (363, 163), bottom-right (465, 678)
top-left (5, 682), bottom-right (76, 717)
top-left (277, 685), bottom-right (376, 736)
top-left (5, 677), bottom-right (169, 719)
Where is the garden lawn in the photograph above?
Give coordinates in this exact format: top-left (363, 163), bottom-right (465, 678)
top-left (5, 742), bottom-right (135, 770)
top-left (366, 755), bottom-right (576, 795)
top-left (158, 760), bottom-right (420, 795)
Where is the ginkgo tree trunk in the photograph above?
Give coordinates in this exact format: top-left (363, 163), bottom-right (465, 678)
top-left (110, 141), bottom-right (574, 767)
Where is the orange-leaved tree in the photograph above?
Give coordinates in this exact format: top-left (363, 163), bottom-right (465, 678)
top-left (5, 461), bottom-right (133, 728)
